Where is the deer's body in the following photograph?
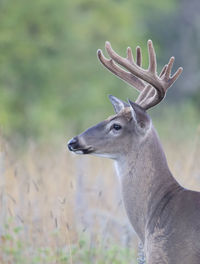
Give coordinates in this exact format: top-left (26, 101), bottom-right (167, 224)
top-left (116, 124), bottom-right (200, 263)
top-left (68, 40), bottom-right (200, 263)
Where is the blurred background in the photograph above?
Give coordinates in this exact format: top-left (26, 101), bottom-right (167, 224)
top-left (0, 0), bottom-right (200, 263)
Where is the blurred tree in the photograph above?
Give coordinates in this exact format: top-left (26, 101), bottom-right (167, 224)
top-left (146, 0), bottom-right (200, 102)
top-left (0, 0), bottom-right (185, 140)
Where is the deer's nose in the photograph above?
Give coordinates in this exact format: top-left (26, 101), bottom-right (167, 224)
top-left (68, 137), bottom-right (79, 151)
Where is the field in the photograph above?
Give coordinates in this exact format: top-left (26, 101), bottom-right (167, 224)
top-left (1, 106), bottom-right (200, 264)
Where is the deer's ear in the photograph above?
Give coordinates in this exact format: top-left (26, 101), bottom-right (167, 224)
top-left (128, 99), bottom-right (150, 130)
top-left (109, 95), bottom-right (129, 114)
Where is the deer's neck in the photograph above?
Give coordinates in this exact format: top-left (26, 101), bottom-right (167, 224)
top-left (114, 127), bottom-right (180, 243)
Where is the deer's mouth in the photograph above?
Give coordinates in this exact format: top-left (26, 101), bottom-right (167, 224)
top-left (68, 138), bottom-right (94, 154)
top-left (74, 147), bottom-right (94, 155)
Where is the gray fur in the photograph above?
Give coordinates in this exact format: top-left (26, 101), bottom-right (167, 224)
top-left (68, 100), bottom-right (200, 264)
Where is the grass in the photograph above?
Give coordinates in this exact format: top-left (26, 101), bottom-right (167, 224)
top-left (0, 218), bottom-right (136, 264)
top-left (1, 219), bottom-right (136, 263)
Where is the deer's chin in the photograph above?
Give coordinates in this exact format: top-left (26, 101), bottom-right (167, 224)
top-left (91, 152), bottom-right (117, 159)
top-left (73, 147), bottom-right (94, 155)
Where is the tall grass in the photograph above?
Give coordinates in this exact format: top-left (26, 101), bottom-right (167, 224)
top-left (0, 139), bottom-right (137, 263)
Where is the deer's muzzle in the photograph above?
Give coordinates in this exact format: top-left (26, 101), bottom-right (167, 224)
top-left (68, 136), bottom-right (94, 154)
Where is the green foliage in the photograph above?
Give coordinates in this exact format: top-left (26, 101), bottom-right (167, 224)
top-left (0, 0), bottom-right (178, 140)
top-left (0, 220), bottom-right (136, 264)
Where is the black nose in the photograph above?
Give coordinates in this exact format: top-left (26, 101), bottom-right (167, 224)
top-left (68, 137), bottom-right (79, 151)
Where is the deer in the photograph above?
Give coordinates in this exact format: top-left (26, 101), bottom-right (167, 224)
top-left (68, 40), bottom-right (200, 264)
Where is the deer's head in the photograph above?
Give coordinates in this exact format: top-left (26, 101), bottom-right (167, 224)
top-left (68, 96), bottom-right (151, 159)
top-left (68, 40), bottom-right (182, 160)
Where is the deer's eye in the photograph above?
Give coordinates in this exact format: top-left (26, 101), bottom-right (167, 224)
top-left (112, 124), bottom-right (122, 131)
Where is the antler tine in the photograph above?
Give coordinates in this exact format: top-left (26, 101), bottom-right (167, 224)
top-left (165, 57), bottom-right (174, 79)
top-left (159, 64), bottom-right (168, 78)
top-left (148, 40), bottom-right (157, 74)
top-left (136, 46), bottom-right (142, 67)
top-left (97, 48), bottom-right (146, 92)
top-left (126, 45), bottom-right (142, 66)
top-left (126, 47), bottom-right (134, 64)
top-left (163, 57), bottom-right (183, 88)
top-left (170, 67), bottom-right (183, 85)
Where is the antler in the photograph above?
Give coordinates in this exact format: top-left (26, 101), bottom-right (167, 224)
top-left (97, 40), bottom-right (183, 110)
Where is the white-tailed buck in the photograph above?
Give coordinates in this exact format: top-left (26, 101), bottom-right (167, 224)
top-left (68, 40), bottom-right (200, 264)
